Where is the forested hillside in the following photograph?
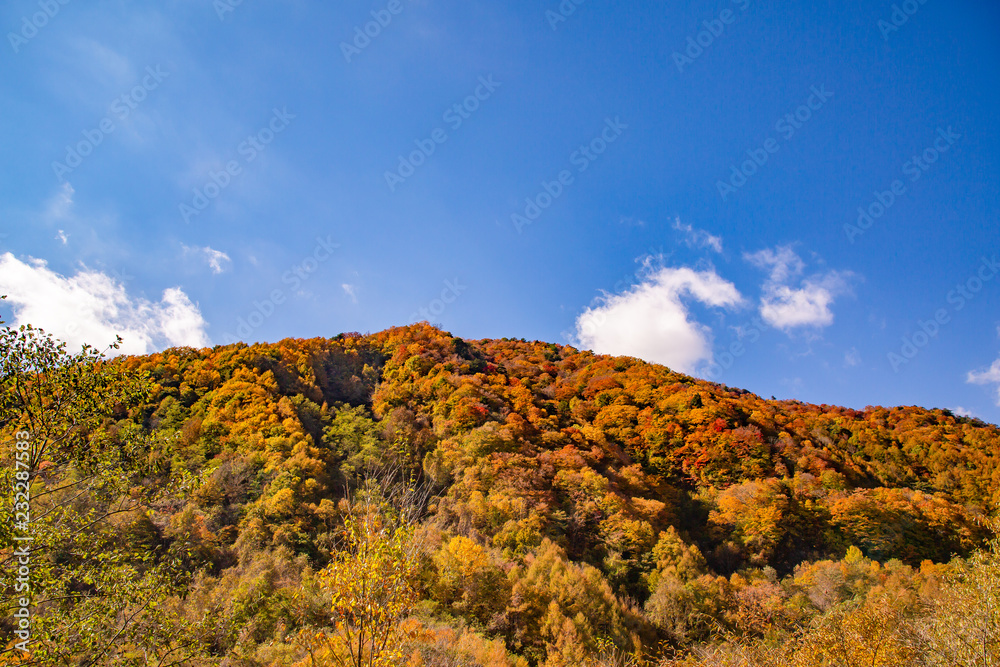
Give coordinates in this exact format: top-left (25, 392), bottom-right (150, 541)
top-left (3, 322), bottom-right (1000, 665)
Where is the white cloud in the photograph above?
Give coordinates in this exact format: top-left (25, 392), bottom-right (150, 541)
top-left (0, 253), bottom-right (210, 355)
top-left (56, 230), bottom-right (69, 245)
top-left (951, 406), bottom-right (976, 418)
top-left (758, 275), bottom-right (847, 330)
top-left (746, 246), bottom-right (853, 331)
top-left (967, 358), bottom-right (1000, 406)
top-left (746, 246), bottom-right (805, 284)
top-left (342, 283), bottom-right (358, 304)
top-left (672, 218), bottom-right (723, 253)
top-left (844, 347), bottom-right (861, 367)
top-left (574, 266), bottom-right (743, 373)
top-left (182, 244), bottom-right (231, 274)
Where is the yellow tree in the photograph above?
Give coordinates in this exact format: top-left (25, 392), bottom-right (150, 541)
top-left (796, 592), bottom-right (922, 667)
top-left (302, 480), bottom-right (424, 667)
top-left (710, 480), bottom-right (788, 566)
top-left (919, 528), bottom-right (1000, 667)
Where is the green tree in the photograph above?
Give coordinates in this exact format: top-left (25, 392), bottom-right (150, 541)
top-left (0, 320), bottom-right (197, 664)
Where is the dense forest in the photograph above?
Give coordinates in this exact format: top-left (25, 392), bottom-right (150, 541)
top-left (2, 320), bottom-right (1000, 666)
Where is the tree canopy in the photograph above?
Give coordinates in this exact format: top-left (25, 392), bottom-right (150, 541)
top-left (2, 321), bottom-right (999, 665)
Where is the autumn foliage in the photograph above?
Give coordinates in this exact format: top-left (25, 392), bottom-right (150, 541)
top-left (2, 322), bottom-right (1000, 665)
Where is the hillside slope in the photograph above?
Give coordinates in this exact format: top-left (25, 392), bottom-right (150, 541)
top-left (9, 322), bottom-right (1000, 665)
top-left (122, 323), bottom-right (998, 574)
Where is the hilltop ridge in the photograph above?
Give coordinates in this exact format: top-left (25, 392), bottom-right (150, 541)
top-left (122, 322), bottom-right (999, 572)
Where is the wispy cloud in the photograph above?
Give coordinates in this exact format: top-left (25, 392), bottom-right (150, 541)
top-left (672, 218), bottom-right (723, 253)
top-left (43, 183), bottom-right (75, 225)
top-left (65, 38), bottom-right (136, 90)
top-left (619, 216), bottom-right (646, 228)
top-left (182, 244), bottom-right (231, 274)
top-left (574, 266), bottom-right (743, 373)
top-left (342, 283), bottom-right (358, 304)
top-left (746, 245), bottom-right (854, 331)
top-left (0, 253), bottom-right (209, 354)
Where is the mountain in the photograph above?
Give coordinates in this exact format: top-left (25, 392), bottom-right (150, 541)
top-left (5, 322), bottom-right (1000, 665)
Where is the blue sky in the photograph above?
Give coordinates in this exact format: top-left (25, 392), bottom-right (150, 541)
top-left (2, 0), bottom-right (999, 422)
